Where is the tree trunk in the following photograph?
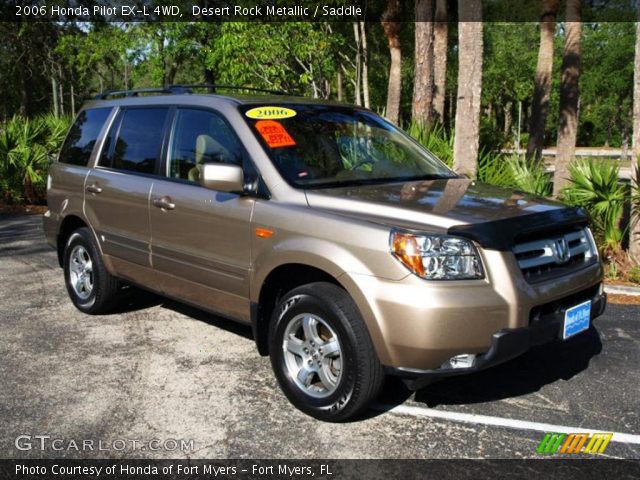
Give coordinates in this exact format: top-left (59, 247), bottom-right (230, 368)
top-left (527, 0), bottom-right (559, 162)
top-left (452, 1), bottom-right (483, 178)
top-left (337, 69), bottom-right (343, 101)
top-left (504, 101), bottom-right (513, 138)
top-left (165, 59), bottom-right (179, 86)
top-left (630, 8), bottom-right (640, 261)
top-left (19, 63), bottom-right (29, 116)
top-left (382, 0), bottom-right (402, 124)
top-left (51, 76), bottom-right (59, 117)
top-left (23, 174), bottom-right (35, 205)
top-left (204, 68), bottom-right (216, 85)
top-left (70, 84), bottom-right (76, 117)
top-left (412, 0), bottom-right (434, 125)
top-left (360, 21), bottom-right (371, 109)
top-left (352, 22), bottom-right (362, 106)
top-left (58, 80), bottom-right (64, 116)
top-left (433, 0), bottom-right (448, 123)
top-left (553, 1), bottom-right (582, 198)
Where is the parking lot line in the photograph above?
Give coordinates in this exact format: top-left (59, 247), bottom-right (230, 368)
top-left (376, 404), bottom-right (640, 445)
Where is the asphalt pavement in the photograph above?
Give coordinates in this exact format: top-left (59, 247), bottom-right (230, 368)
top-left (1, 213), bottom-right (638, 459)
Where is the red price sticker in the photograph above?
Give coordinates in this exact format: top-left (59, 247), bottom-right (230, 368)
top-left (255, 120), bottom-right (297, 148)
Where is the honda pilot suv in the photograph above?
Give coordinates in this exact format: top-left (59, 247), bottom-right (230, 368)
top-left (44, 85), bottom-right (606, 421)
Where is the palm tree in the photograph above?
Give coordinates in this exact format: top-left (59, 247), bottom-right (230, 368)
top-left (452, 0), bottom-right (483, 178)
top-left (433, 0), bottom-right (448, 123)
top-left (381, 0), bottom-right (402, 124)
top-left (553, 0), bottom-right (582, 197)
top-left (526, 0), bottom-right (560, 161)
top-left (412, 0), bottom-right (434, 125)
top-left (631, 5), bottom-right (640, 261)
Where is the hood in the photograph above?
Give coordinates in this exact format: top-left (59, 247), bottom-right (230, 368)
top-left (305, 179), bottom-right (589, 250)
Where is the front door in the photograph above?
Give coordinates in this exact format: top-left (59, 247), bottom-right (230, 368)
top-left (149, 108), bottom-right (254, 321)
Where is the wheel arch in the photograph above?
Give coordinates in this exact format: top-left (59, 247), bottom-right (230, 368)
top-left (57, 215), bottom-right (90, 267)
top-left (251, 262), bottom-right (388, 364)
top-left (56, 215), bottom-right (107, 272)
top-left (252, 263), bottom-right (340, 356)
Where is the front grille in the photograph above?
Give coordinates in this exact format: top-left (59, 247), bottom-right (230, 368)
top-left (513, 227), bottom-right (597, 283)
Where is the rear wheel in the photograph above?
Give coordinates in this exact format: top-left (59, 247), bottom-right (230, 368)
top-left (269, 282), bottom-right (384, 421)
top-left (63, 227), bottom-right (120, 314)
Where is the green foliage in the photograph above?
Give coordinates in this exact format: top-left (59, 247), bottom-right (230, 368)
top-left (407, 120), bottom-right (515, 187)
top-left (483, 23), bottom-right (537, 104)
top-left (0, 23), bottom-right (62, 118)
top-left (0, 114), bottom-right (72, 204)
top-left (477, 153), bottom-right (514, 187)
top-left (632, 158), bottom-right (640, 232)
top-left (210, 23), bottom-right (341, 97)
top-left (562, 159), bottom-right (627, 249)
top-left (579, 23), bottom-right (635, 147)
top-left (406, 121), bottom-right (454, 167)
top-left (628, 265), bottom-right (640, 284)
top-left (482, 23), bottom-right (537, 145)
top-left (508, 158), bottom-right (552, 196)
top-left (607, 261), bottom-right (620, 281)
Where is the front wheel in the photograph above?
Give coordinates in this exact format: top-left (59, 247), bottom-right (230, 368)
top-left (269, 282), bottom-right (384, 422)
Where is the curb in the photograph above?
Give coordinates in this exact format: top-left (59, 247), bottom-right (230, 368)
top-left (604, 284), bottom-right (640, 297)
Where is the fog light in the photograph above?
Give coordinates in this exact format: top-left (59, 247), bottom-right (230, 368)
top-left (442, 353), bottom-right (476, 369)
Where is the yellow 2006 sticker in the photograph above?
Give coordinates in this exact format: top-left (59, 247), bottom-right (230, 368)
top-left (245, 106), bottom-right (297, 120)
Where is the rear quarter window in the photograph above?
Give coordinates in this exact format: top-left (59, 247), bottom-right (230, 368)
top-left (58, 108), bottom-right (111, 166)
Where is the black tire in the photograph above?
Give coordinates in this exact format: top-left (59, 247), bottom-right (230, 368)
top-left (63, 227), bottom-right (120, 314)
top-left (269, 282), bottom-right (384, 422)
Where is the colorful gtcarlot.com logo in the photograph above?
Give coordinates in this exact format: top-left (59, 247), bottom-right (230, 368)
top-left (537, 432), bottom-right (613, 455)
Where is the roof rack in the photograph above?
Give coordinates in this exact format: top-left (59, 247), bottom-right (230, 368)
top-left (94, 84), bottom-right (291, 100)
top-left (93, 87), bottom-right (172, 100)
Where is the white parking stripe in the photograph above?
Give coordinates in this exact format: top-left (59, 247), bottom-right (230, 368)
top-left (375, 404), bottom-right (640, 445)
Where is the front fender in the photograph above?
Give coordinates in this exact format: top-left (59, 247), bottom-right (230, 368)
top-left (251, 236), bottom-right (402, 365)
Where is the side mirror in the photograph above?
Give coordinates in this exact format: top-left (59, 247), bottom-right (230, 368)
top-left (200, 163), bottom-right (244, 193)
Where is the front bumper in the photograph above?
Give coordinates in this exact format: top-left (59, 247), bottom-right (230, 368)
top-left (388, 288), bottom-right (607, 390)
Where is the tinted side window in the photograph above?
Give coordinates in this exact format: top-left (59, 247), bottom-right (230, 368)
top-left (167, 109), bottom-right (243, 182)
top-left (58, 108), bottom-right (111, 166)
top-left (112, 108), bottom-right (168, 174)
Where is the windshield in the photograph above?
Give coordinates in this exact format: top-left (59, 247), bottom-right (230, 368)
top-left (241, 104), bottom-right (456, 189)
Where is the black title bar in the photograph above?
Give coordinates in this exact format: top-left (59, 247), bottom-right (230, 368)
top-left (1, 0), bottom-right (639, 23)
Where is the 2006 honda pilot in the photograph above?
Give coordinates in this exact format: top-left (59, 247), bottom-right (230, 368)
top-left (44, 86), bottom-right (606, 421)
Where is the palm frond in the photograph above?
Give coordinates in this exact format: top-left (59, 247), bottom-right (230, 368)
top-left (562, 158), bottom-right (627, 248)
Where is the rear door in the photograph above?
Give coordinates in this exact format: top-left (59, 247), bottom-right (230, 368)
top-left (149, 108), bottom-right (254, 321)
top-left (84, 107), bottom-right (171, 283)
top-left (48, 107), bottom-right (113, 226)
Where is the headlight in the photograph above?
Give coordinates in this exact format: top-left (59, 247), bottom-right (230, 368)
top-left (390, 230), bottom-right (484, 280)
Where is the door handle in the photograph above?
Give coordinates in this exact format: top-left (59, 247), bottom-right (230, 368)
top-left (85, 184), bottom-right (102, 194)
top-left (152, 196), bottom-right (175, 210)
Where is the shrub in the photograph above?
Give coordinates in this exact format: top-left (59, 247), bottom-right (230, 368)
top-left (508, 157), bottom-right (552, 197)
top-left (0, 114), bottom-right (72, 204)
top-left (477, 153), bottom-right (515, 187)
top-left (561, 158), bottom-right (627, 250)
top-left (629, 265), bottom-right (640, 284)
top-left (406, 121), bottom-right (454, 167)
top-left (407, 120), bottom-right (525, 188)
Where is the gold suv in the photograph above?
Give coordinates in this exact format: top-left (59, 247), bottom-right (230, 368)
top-left (44, 86), bottom-right (606, 421)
